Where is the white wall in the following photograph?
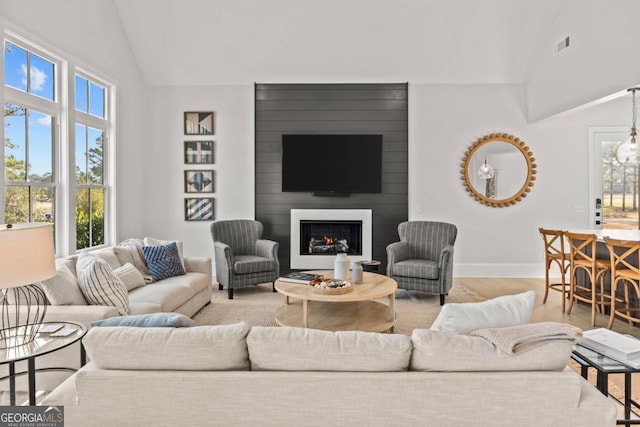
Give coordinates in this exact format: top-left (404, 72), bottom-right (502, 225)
top-left (409, 84), bottom-right (629, 276)
top-left (0, 0), bottom-right (148, 247)
top-left (144, 85), bottom-right (254, 258)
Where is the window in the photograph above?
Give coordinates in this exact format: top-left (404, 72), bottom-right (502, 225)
top-left (74, 74), bottom-right (108, 249)
top-left (3, 40), bottom-right (57, 230)
top-left (2, 34), bottom-right (114, 253)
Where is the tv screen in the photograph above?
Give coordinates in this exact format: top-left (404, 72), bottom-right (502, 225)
top-left (282, 134), bottom-right (383, 194)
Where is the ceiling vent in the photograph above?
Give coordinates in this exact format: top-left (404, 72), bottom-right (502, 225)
top-left (553, 36), bottom-right (571, 55)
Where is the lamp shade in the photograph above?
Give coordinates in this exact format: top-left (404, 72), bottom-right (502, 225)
top-left (0, 223), bottom-right (55, 288)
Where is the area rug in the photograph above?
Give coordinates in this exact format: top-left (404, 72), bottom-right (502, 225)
top-left (192, 282), bottom-right (485, 335)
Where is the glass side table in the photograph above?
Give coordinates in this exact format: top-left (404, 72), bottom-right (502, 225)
top-left (0, 321), bottom-right (87, 406)
top-left (572, 345), bottom-right (640, 426)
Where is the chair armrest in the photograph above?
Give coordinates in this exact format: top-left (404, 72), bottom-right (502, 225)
top-left (184, 257), bottom-right (212, 278)
top-left (213, 241), bottom-right (233, 287)
top-left (256, 239), bottom-right (280, 278)
top-left (438, 244), bottom-right (455, 293)
top-left (438, 245), bottom-right (454, 267)
top-left (386, 241), bottom-right (411, 274)
top-left (256, 239), bottom-right (279, 260)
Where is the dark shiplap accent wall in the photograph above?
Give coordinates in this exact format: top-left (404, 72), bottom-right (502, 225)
top-left (254, 83), bottom-right (408, 273)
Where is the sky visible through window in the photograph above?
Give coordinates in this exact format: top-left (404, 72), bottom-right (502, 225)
top-left (4, 41), bottom-right (105, 179)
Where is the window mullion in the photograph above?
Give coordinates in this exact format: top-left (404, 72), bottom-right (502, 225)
top-left (24, 108), bottom-right (29, 182)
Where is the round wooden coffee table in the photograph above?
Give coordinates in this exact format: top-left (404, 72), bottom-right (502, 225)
top-left (274, 270), bottom-right (397, 332)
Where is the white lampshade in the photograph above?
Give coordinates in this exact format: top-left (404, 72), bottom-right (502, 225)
top-left (0, 223), bottom-right (55, 288)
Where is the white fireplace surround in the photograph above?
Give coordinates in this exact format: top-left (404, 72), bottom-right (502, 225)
top-left (290, 209), bottom-right (373, 270)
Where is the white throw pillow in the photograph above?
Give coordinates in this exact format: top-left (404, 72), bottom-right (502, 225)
top-left (40, 262), bottom-right (87, 305)
top-left (93, 247), bottom-right (121, 270)
top-left (76, 254), bottom-right (129, 315)
top-left (144, 237), bottom-right (185, 269)
top-left (114, 263), bottom-right (146, 292)
top-left (429, 290), bottom-right (535, 334)
top-left (115, 239), bottom-right (150, 278)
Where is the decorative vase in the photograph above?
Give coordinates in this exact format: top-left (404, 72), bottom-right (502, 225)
top-left (352, 262), bottom-right (363, 284)
top-left (334, 253), bottom-right (349, 280)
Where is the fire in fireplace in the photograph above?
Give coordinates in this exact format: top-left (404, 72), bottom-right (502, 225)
top-left (300, 220), bottom-right (362, 256)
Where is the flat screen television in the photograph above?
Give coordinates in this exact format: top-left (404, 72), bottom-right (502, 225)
top-left (281, 134), bottom-right (383, 195)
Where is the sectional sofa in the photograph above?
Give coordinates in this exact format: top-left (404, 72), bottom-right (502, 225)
top-left (5, 238), bottom-right (213, 392)
top-left (43, 323), bottom-right (616, 427)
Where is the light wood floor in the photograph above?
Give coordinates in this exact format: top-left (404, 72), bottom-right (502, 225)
top-left (457, 277), bottom-right (640, 406)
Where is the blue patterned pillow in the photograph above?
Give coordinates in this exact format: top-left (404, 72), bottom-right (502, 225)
top-left (92, 312), bottom-right (195, 327)
top-left (141, 242), bottom-right (186, 281)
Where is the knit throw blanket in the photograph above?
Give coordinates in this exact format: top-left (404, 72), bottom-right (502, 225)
top-left (470, 322), bottom-right (583, 354)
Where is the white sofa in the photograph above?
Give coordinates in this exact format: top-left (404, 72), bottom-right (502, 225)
top-left (43, 323), bottom-right (616, 427)
top-left (6, 240), bottom-right (213, 392)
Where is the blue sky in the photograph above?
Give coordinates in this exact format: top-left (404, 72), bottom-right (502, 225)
top-left (4, 41), bottom-right (105, 179)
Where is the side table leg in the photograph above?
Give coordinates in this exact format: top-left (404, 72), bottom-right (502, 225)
top-left (303, 299), bottom-right (308, 328)
top-left (28, 357), bottom-right (35, 406)
top-left (580, 365), bottom-right (588, 379)
top-left (389, 292), bottom-right (396, 323)
top-left (9, 362), bottom-right (15, 406)
top-left (625, 373), bottom-right (632, 423)
top-left (81, 343), bottom-right (87, 366)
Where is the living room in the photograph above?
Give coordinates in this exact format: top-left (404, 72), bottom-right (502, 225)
top-left (1, 0), bottom-right (639, 425)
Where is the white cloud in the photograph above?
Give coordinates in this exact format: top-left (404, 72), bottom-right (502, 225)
top-left (20, 64), bottom-right (48, 92)
top-left (36, 115), bottom-right (51, 126)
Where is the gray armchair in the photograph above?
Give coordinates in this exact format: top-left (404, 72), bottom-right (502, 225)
top-left (386, 221), bottom-right (457, 305)
top-left (210, 219), bottom-right (279, 299)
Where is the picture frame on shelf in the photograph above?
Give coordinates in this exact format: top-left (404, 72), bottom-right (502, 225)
top-left (184, 141), bottom-right (214, 164)
top-left (185, 170), bottom-right (214, 193)
top-left (185, 197), bottom-right (214, 221)
top-left (184, 111), bottom-right (214, 135)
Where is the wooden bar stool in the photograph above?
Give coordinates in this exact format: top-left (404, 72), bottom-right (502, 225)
top-left (566, 231), bottom-right (612, 327)
top-left (538, 228), bottom-right (571, 312)
top-left (603, 237), bottom-right (640, 329)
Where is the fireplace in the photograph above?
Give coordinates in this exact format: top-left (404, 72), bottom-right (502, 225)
top-left (291, 209), bottom-right (372, 269)
top-left (301, 220), bottom-right (363, 256)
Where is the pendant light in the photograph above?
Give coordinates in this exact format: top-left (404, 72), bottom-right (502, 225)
top-left (477, 158), bottom-right (495, 179)
top-left (615, 87), bottom-right (640, 164)
top-left (477, 143), bottom-right (494, 180)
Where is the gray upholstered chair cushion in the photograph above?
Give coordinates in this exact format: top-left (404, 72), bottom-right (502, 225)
top-left (233, 255), bottom-right (277, 275)
top-left (392, 259), bottom-right (439, 279)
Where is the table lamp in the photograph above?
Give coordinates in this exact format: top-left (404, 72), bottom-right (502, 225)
top-left (0, 223), bottom-right (55, 348)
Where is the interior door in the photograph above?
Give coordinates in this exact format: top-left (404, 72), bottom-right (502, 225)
top-left (589, 127), bottom-right (637, 230)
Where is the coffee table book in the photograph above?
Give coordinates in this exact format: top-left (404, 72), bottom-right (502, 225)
top-left (577, 328), bottom-right (640, 368)
top-left (278, 272), bottom-right (323, 285)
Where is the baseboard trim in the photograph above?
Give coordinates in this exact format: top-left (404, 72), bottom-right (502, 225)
top-left (454, 263), bottom-right (544, 278)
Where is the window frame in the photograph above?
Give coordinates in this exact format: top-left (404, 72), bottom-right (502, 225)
top-left (2, 30), bottom-right (116, 255)
top-left (3, 34), bottom-right (60, 235)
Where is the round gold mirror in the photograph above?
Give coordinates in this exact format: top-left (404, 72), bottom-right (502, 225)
top-left (461, 133), bottom-right (536, 208)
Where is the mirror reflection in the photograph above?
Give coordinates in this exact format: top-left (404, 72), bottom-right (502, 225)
top-left (461, 133), bottom-right (536, 208)
top-left (467, 141), bottom-right (528, 200)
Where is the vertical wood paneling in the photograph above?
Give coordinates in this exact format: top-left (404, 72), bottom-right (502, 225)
top-left (255, 83), bottom-right (408, 274)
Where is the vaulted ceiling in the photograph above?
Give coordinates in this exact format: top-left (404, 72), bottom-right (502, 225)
top-left (113, 0), bottom-right (559, 86)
